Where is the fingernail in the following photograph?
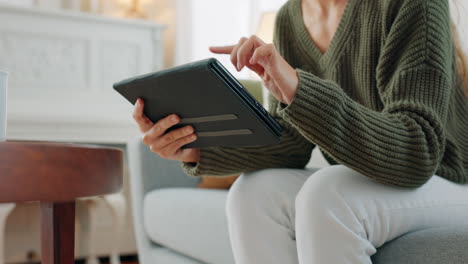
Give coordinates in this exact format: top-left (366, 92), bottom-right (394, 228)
top-left (237, 62), bottom-right (241, 71)
top-left (186, 127), bottom-right (193, 133)
top-left (191, 134), bottom-right (197, 140)
top-left (171, 115), bottom-right (178, 122)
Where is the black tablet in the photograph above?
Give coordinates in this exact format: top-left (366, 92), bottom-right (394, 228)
top-left (113, 58), bottom-right (283, 148)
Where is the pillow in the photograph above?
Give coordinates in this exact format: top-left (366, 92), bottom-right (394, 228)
top-left (198, 175), bottom-right (239, 189)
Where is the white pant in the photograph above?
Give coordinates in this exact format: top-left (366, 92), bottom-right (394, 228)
top-left (225, 165), bottom-right (468, 264)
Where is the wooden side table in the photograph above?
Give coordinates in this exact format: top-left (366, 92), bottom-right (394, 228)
top-left (0, 142), bottom-right (123, 264)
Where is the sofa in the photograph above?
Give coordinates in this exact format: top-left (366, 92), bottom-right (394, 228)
top-left (127, 81), bottom-right (468, 264)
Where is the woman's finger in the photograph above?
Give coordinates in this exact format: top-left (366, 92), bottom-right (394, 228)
top-left (246, 63), bottom-right (265, 77)
top-left (252, 44), bottom-right (299, 104)
top-left (142, 114), bottom-right (180, 145)
top-left (209, 45), bottom-right (236, 54)
top-left (151, 125), bottom-right (194, 150)
top-left (237, 35), bottom-right (265, 71)
top-left (249, 43), bottom-right (276, 69)
top-left (158, 133), bottom-right (198, 160)
top-left (132, 98), bottom-right (154, 133)
top-left (231, 37), bottom-right (247, 70)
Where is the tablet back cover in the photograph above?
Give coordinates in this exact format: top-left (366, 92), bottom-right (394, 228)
top-left (113, 58), bottom-right (282, 148)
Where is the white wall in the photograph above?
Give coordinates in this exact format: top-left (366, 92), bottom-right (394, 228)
top-left (190, 0), bottom-right (250, 77)
top-left (175, 0), bottom-right (250, 78)
top-left (174, 0), bottom-right (287, 79)
top-left (0, 0), bottom-right (34, 6)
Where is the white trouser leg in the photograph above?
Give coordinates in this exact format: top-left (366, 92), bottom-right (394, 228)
top-left (295, 165), bottom-right (468, 264)
top-left (226, 168), bottom-right (319, 264)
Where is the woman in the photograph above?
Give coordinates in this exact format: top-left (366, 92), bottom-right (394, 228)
top-left (133, 0), bottom-right (468, 262)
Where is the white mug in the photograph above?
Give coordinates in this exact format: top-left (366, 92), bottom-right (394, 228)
top-left (0, 72), bottom-right (8, 141)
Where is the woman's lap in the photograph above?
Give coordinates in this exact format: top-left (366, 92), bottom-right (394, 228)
top-left (294, 165), bottom-right (468, 245)
top-left (227, 165), bottom-right (468, 263)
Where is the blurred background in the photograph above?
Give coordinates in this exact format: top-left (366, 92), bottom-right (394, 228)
top-left (0, 0), bottom-right (288, 263)
top-left (0, 0), bottom-right (287, 76)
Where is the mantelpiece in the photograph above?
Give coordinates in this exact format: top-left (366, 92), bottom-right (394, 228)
top-left (0, 4), bottom-right (165, 143)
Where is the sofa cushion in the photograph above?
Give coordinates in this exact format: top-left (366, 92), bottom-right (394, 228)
top-left (144, 188), bottom-right (468, 264)
top-left (373, 226), bottom-right (468, 264)
top-left (150, 246), bottom-right (204, 264)
top-left (143, 188), bottom-right (234, 264)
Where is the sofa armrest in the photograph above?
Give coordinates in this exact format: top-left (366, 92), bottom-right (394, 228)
top-left (126, 137), bottom-right (201, 264)
top-left (127, 136), bottom-right (201, 192)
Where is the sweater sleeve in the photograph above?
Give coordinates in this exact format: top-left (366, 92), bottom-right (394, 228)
top-left (182, 96), bottom-right (315, 176)
top-left (276, 0), bottom-right (454, 187)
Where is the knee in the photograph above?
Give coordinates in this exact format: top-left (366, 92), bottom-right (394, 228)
top-left (226, 168), bottom-right (298, 221)
top-left (226, 169), bottom-right (275, 218)
top-left (295, 165), bottom-right (363, 214)
top-left (226, 172), bottom-right (260, 219)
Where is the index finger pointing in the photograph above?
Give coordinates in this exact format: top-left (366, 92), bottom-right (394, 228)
top-left (209, 45), bottom-right (236, 54)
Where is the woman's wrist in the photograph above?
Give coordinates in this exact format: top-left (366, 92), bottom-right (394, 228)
top-left (183, 148), bottom-right (201, 163)
top-left (284, 68), bottom-right (299, 105)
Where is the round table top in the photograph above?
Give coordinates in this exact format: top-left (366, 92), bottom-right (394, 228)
top-left (0, 141), bottom-right (123, 203)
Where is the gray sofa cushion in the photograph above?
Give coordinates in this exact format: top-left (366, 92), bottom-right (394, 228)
top-left (149, 246), bottom-right (204, 264)
top-left (143, 188), bottom-right (235, 264)
top-left (373, 226), bottom-right (468, 264)
top-left (144, 188), bottom-right (468, 264)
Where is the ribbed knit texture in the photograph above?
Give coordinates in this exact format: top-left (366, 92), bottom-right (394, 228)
top-left (183, 0), bottom-right (468, 187)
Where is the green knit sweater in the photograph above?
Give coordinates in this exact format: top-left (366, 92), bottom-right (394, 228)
top-left (183, 0), bottom-right (468, 188)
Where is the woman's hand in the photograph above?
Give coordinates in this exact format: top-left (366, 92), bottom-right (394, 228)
top-left (133, 98), bottom-right (200, 163)
top-left (210, 35), bottom-right (299, 104)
